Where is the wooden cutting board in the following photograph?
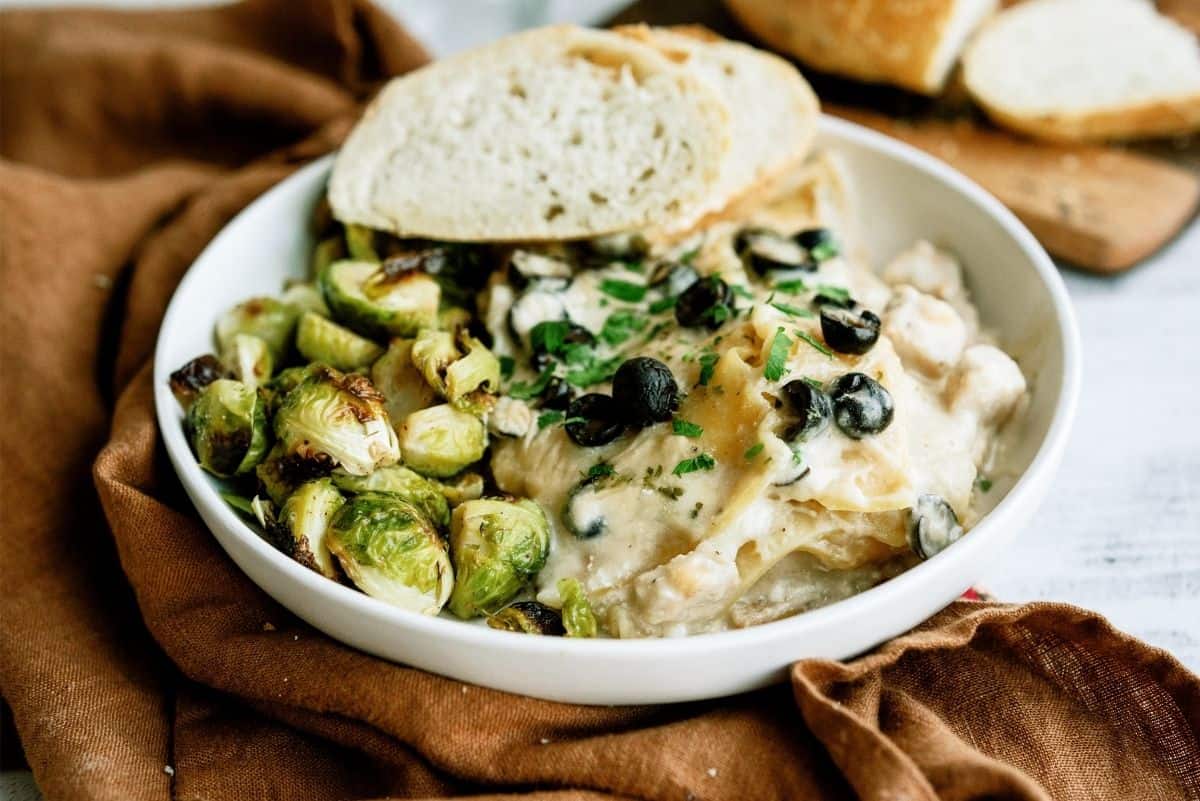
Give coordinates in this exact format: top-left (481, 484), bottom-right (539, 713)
top-left (611, 0), bottom-right (1200, 273)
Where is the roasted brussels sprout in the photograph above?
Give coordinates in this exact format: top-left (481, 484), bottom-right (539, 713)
top-left (331, 464), bottom-right (449, 529)
top-left (370, 338), bottom-right (439, 424)
top-left (295, 311), bottom-right (384, 371)
top-left (220, 333), bottom-right (274, 388)
top-left (398, 404), bottom-right (487, 478)
top-left (319, 259), bottom-right (440, 339)
top-left (326, 492), bottom-right (453, 614)
top-left (447, 497), bottom-right (550, 619)
top-left (410, 329), bottom-right (458, 393)
top-left (263, 364), bottom-right (320, 417)
top-left (186, 379), bottom-right (270, 477)
top-left (169, 354), bottom-right (230, 410)
top-left (215, 297), bottom-right (298, 362)
top-left (269, 478), bottom-right (343, 578)
top-left (280, 282), bottom-right (330, 317)
top-left (487, 601), bottom-right (565, 635)
top-left (436, 471), bottom-right (485, 507)
top-left (343, 223), bottom-right (380, 261)
top-left (256, 444), bottom-right (304, 506)
top-left (557, 577), bottom-right (598, 638)
top-left (311, 235), bottom-right (347, 278)
top-left (411, 329), bottom-right (501, 413)
top-left (273, 365), bottom-right (400, 476)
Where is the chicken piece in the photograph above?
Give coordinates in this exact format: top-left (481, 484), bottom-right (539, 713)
top-left (945, 344), bottom-right (1026, 426)
top-left (883, 240), bottom-right (964, 298)
top-left (884, 286), bottom-right (967, 378)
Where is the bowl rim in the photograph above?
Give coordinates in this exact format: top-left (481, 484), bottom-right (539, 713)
top-left (154, 114), bottom-right (1081, 658)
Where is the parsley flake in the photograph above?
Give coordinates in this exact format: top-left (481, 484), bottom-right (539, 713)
top-left (977, 476), bottom-right (994, 493)
top-left (648, 296), bottom-right (677, 314)
top-left (795, 330), bottom-right (833, 358)
top-left (599, 279), bottom-right (647, 303)
top-left (508, 367), bottom-right (554, 399)
top-left (814, 284), bottom-right (851, 305)
top-left (586, 463), bottom-right (615, 479)
top-left (764, 327), bottom-right (791, 381)
top-left (744, 443), bottom-right (764, 461)
top-left (770, 301), bottom-right (815, 318)
top-left (599, 310), bottom-right (648, 346)
top-left (730, 284), bottom-right (754, 300)
top-left (672, 418), bottom-right (704, 438)
top-left (672, 453), bottom-right (715, 476)
top-left (697, 352), bottom-right (719, 386)
top-left (498, 356), bottom-right (515, 379)
top-left (537, 411), bottom-right (564, 429)
top-left (774, 279), bottom-right (809, 294)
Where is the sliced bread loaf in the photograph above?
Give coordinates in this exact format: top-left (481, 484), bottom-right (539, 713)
top-left (724, 0), bottom-right (998, 95)
top-left (614, 25), bottom-right (820, 235)
top-left (963, 0), bottom-right (1200, 142)
top-left (329, 25), bottom-right (732, 242)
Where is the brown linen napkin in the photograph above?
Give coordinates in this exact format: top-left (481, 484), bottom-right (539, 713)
top-left (1, 2), bottom-right (1197, 800)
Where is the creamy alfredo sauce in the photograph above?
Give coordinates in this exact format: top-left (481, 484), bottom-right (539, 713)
top-left (482, 155), bottom-right (1027, 637)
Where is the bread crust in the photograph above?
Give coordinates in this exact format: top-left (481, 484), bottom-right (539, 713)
top-left (724, 0), bottom-right (997, 95)
top-left (974, 94), bottom-right (1200, 143)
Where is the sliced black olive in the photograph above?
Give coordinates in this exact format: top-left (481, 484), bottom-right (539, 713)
top-left (675, 276), bottom-right (735, 329)
top-left (772, 450), bottom-right (811, 486)
top-left (794, 228), bottom-right (838, 260)
top-left (734, 227), bottom-right (815, 277)
top-left (830, 372), bottom-right (894, 439)
top-left (781, 379), bottom-right (832, 442)
top-left (564, 393), bottom-right (625, 447)
top-left (507, 289), bottom-right (567, 347)
top-left (539, 375), bottom-right (574, 410)
top-left (612, 357), bottom-right (679, 427)
top-left (812, 290), bottom-right (856, 310)
top-left (487, 601), bottom-right (566, 635)
top-left (507, 249), bottom-right (574, 292)
top-left (649, 261), bottom-right (700, 298)
top-left (563, 476), bottom-right (608, 538)
top-left (908, 494), bottom-right (964, 559)
top-left (820, 306), bottom-right (881, 355)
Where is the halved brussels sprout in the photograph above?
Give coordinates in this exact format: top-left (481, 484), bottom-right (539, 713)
top-left (215, 297), bottom-right (298, 362)
top-left (281, 283), bottom-right (330, 317)
top-left (327, 492), bottom-right (453, 614)
top-left (256, 442), bottom-right (332, 506)
top-left (487, 601), bottom-right (565, 635)
top-left (398, 404), bottom-right (487, 478)
top-left (438, 306), bottom-right (472, 332)
top-left (410, 329), bottom-right (500, 413)
top-left (344, 223), bottom-right (380, 262)
top-left (436, 472), bottom-right (485, 507)
top-left (169, 354), bottom-right (230, 410)
top-left (269, 478), bottom-right (343, 578)
top-left (264, 364), bottom-right (320, 418)
top-left (318, 259), bottom-right (440, 339)
top-left (295, 311), bottom-right (384, 371)
top-left (370, 338), bottom-right (439, 424)
top-left (312, 235), bottom-right (347, 278)
top-left (447, 497), bottom-right (550, 619)
top-left (330, 464), bottom-right (449, 529)
top-left (273, 365), bottom-right (400, 476)
top-left (557, 577), bottom-right (598, 638)
top-left (220, 333), bottom-right (274, 388)
top-left (186, 379), bottom-right (270, 477)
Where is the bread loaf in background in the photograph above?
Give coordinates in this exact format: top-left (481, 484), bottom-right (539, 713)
top-left (963, 0), bottom-right (1200, 142)
top-left (724, 0), bottom-right (998, 95)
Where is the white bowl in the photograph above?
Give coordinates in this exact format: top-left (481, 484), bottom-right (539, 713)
top-left (154, 116), bottom-right (1080, 705)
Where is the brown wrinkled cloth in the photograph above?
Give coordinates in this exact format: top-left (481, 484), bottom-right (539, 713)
top-left (1, 2), bottom-right (1197, 799)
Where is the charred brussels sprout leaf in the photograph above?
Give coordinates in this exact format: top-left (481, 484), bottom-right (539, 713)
top-left (436, 471), bottom-right (485, 507)
top-left (447, 497), bottom-right (550, 619)
top-left (319, 259), bottom-right (440, 339)
top-left (397, 404), bottom-right (487, 478)
top-left (370, 338), bottom-right (439, 424)
top-left (215, 297), bottom-right (299, 363)
top-left (220, 333), bottom-right (274, 388)
top-left (268, 478), bottom-right (343, 578)
top-left (411, 329), bottom-right (501, 413)
top-left (331, 464), bottom-right (449, 529)
top-left (186, 379), bottom-right (270, 477)
top-left (295, 311), bottom-right (384, 371)
top-left (487, 601), bottom-right (565, 635)
top-left (327, 492), bottom-right (453, 614)
top-left (557, 577), bottom-right (598, 638)
top-left (410, 329), bottom-right (458, 395)
top-left (169, 354), bottom-right (230, 410)
top-left (273, 365), bottom-right (400, 476)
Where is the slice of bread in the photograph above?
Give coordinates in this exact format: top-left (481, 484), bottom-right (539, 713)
top-left (614, 25), bottom-right (820, 235)
top-left (724, 0), bottom-right (998, 95)
top-left (963, 0), bottom-right (1200, 142)
top-left (329, 25), bottom-right (732, 242)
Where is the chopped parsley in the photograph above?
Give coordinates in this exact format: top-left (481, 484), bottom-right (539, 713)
top-left (642, 320), bottom-right (672, 344)
top-left (529, 320), bottom-right (570, 355)
top-left (622, 259), bottom-right (645, 274)
top-left (705, 303), bottom-right (732, 326)
top-left (507, 367), bottom-right (554, 399)
top-left (802, 376), bottom-right (824, 390)
top-left (565, 354), bottom-right (623, 387)
top-left (730, 284), bottom-right (754, 300)
top-left (774, 279), bottom-right (809, 294)
top-left (680, 246), bottom-right (700, 264)
top-left (977, 476), bottom-right (994, 493)
top-left (498, 355), bottom-right (515, 379)
top-left (764, 327), bottom-right (791, 381)
top-left (744, 442), bottom-right (764, 461)
top-left (811, 241), bottom-right (840, 262)
top-left (672, 418), bottom-right (704, 438)
top-left (770, 301), bottom-right (814, 318)
top-left (586, 463), bottom-right (615, 480)
top-left (795, 330), bottom-right (833, 358)
top-left (814, 284), bottom-right (851, 305)
top-left (697, 352), bottom-right (719, 386)
top-left (599, 310), bottom-right (648, 346)
top-left (672, 453), bottom-right (716, 476)
top-left (648, 296), bottom-right (677, 314)
top-left (537, 411), bottom-right (564, 429)
top-left (599, 279), bottom-right (647, 303)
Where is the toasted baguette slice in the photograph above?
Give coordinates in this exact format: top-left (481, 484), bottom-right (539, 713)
top-left (963, 0), bottom-right (1200, 142)
top-left (614, 25), bottom-right (819, 236)
top-left (329, 25), bottom-right (731, 242)
top-left (725, 0), bottom-right (997, 95)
